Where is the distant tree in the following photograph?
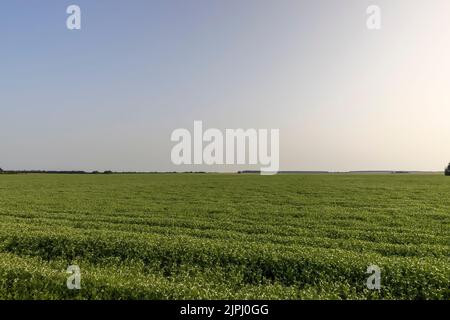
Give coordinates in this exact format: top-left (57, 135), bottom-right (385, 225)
top-left (446, 163), bottom-right (450, 176)
top-left (103, 170), bottom-right (113, 174)
top-left (0, 168), bottom-right (3, 173)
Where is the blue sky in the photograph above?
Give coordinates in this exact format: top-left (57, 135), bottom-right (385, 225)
top-left (1, 0), bottom-right (450, 172)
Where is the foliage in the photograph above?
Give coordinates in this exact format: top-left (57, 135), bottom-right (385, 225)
top-left (0, 173), bottom-right (448, 299)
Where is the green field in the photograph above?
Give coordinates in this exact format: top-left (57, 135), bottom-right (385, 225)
top-left (0, 173), bottom-right (448, 300)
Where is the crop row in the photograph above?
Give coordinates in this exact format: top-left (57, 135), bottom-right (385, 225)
top-left (0, 228), bottom-right (448, 299)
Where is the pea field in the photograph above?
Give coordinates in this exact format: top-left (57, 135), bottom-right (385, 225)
top-left (0, 173), bottom-right (448, 300)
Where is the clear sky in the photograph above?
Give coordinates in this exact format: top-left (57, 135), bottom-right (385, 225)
top-left (1, 0), bottom-right (450, 172)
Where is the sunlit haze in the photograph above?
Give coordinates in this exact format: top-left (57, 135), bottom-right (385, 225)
top-left (1, 0), bottom-right (449, 172)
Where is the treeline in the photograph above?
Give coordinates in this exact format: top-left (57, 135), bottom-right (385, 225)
top-left (0, 169), bottom-right (112, 175)
top-left (0, 169), bottom-right (209, 175)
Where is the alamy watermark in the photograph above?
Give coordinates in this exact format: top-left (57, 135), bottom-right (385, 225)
top-left (67, 265), bottom-right (81, 290)
top-left (366, 5), bottom-right (381, 30)
top-left (66, 5), bottom-right (81, 30)
top-left (171, 121), bottom-right (279, 175)
top-left (366, 265), bottom-right (381, 290)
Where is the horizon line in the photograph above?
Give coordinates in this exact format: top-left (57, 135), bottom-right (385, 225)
top-left (0, 169), bottom-right (446, 175)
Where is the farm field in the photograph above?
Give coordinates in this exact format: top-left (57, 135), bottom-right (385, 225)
top-left (0, 173), bottom-right (448, 300)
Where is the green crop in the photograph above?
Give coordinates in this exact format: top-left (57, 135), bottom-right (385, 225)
top-left (0, 173), bottom-right (448, 299)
